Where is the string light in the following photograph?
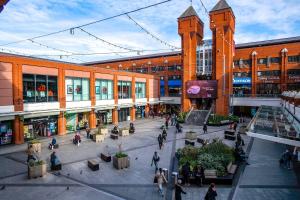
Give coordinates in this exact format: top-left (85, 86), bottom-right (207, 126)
top-left (126, 14), bottom-right (180, 50)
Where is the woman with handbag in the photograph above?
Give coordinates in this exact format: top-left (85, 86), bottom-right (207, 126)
top-left (155, 168), bottom-right (168, 197)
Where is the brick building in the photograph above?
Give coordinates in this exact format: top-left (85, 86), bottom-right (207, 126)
top-left (0, 0), bottom-right (299, 145)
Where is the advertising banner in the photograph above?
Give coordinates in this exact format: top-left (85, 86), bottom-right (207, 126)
top-left (186, 80), bottom-right (217, 98)
top-left (233, 77), bottom-right (251, 85)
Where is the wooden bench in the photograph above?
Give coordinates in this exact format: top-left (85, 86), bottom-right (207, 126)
top-left (227, 162), bottom-right (238, 174)
top-left (88, 159), bottom-right (99, 171)
top-left (185, 139), bottom-right (195, 146)
top-left (100, 153), bottom-right (111, 162)
top-left (204, 169), bottom-right (217, 179)
top-left (120, 129), bottom-right (129, 137)
top-left (93, 134), bottom-right (104, 143)
top-left (224, 130), bottom-right (236, 140)
top-left (110, 134), bottom-right (119, 140)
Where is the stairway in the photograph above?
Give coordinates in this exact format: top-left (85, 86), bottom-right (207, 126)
top-left (185, 110), bottom-right (209, 126)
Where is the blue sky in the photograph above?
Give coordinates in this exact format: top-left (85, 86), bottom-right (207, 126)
top-left (0, 0), bottom-right (299, 63)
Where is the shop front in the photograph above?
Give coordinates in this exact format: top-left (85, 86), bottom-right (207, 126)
top-left (23, 115), bottom-right (58, 140)
top-left (135, 106), bottom-right (145, 119)
top-left (0, 120), bottom-right (13, 145)
top-left (233, 77), bottom-right (252, 96)
top-left (96, 109), bottom-right (112, 125)
top-left (65, 110), bottom-right (90, 133)
top-left (118, 107), bottom-right (131, 122)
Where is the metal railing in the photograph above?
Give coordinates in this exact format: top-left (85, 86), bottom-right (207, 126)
top-left (232, 94), bottom-right (280, 98)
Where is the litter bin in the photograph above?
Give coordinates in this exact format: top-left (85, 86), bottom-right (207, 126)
top-left (162, 168), bottom-right (168, 181)
top-left (172, 172), bottom-right (178, 184)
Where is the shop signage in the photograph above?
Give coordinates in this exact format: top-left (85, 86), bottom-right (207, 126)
top-left (233, 77), bottom-right (251, 84)
top-left (37, 84), bottom-right (46, 91)
top-left (186, 80), bottom-right (217, 99)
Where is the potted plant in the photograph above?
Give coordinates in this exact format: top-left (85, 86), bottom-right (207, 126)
top-left (28, 139), bottom-right (42, 153)
top-left (28, 160), bottom-right (47, 179)
top-left (98, 125), bottom-right (108, 136)
top-left (113, 144), bottom-right (130, 169)
top-left (120, 127), bottom-right (129, 137)
top-left (93, 132), bottom-right (105, 143)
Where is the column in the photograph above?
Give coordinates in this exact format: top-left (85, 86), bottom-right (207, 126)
top-left (280, 48), bottom-right (288, 92)
top-left (58, 67), bottom-right (66, 135)
top-left (130, 77), bottom-right (136, 121)
top-left (251, 51), bottom-right (257, 97)
top-left (146, 78), bottom-right (150, 118)
top-left (164, 76), bottom-right (169, 97)
top-left (58, 112), bottom-right (66, 136)
top-left (112, 74), bottom-right (118, 124)
top-left (89, 72), bottom-right (96, 128)
top-left (12, 63), bottom-right (24, 144)
top-left (89, 110), bottom-right (96, 129)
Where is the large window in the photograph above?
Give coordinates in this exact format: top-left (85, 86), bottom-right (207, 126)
top-left (66, 77), bottom-right (90, 101)
top-left (168, 65), bottom-right (182, 71)
top-left (168, 75), bottom-right (182, 97)
top-left (135, 82), bottom-right (146, 99)
top-left (118, 81), bottom-right (131, 99)
top-left (95, 79), bottom-right (113, 100)
top-left (136, 68), bottom-right (148, 73)
top-left (23, 74), bottom-right (58, 103)
top-left (288, 55), bottom-right (300, 63)
top-left (257, 70), bottom-right (280, 80)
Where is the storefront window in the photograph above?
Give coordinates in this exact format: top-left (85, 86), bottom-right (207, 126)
top-left (0, 121), bottom-right (13, 145)
top-left (24, 116), bottom-right (58, 140)
top-left (257, 70), bottom-right (280, 80)
top-left (160, 79), bottom-right (165, 97)
top-left (118, 108), bottom-right (130, 122)
top-left (95, 79), bottom-right (113, 100)
top-left (118, 81), bottom-right (131, 99)
top-left (257, 84), bottom-right (280, 95)
top-left (23, 74), bottom-right (58, 103)
top-left (66, 77), bottom-right (90, 101)
top-left (168, 76), bottom-right (182, 97)
top-left (135, 82), bottom-right (146, 99)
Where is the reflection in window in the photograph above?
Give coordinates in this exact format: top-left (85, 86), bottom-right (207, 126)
top-left (66, 77), bottom-right (90, 101)
top-left (23, 74), bottom-right (58, 103)
top-left (95, 79), bottom-right (113, 100)
top-left (118, 81), bottom-right (131, 99)
top-left (135, 82), bottom-right (146, 99)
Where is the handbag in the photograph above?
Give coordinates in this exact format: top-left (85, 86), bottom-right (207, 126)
top-left (153, 176), bottom-right (158, 183)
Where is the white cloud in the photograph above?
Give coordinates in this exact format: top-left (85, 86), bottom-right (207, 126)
top-left (0, 0), bottom-right (299, 63)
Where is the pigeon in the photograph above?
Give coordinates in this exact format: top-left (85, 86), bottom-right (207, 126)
top-left (135, 157), bottom-right (138, 160)
top-left (67, 173), bottom-right (70, 176)
top-left (66, 186), bottom-right (69, 190)
top-left (0, 185), bottom-right (5, 190)
top-left (80, 170), bottom-right (83, 175)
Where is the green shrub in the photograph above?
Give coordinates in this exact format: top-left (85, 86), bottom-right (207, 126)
top-left (115, 152), bottom-right (128, 158)
top-left (177, 112), bottom-right (188, 123)
top-left (208, 114), bottom-right (239, 124)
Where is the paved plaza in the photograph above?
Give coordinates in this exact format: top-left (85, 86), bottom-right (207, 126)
top-left (0, 118), bottom-right (299, 200)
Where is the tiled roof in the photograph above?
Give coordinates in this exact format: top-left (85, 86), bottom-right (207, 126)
top-left (178, 6), bottom-right (199, 19)
top-left (210, 0), bottom-right (231, 12)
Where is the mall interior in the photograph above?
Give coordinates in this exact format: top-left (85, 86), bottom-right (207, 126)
top-left (0, 0), bottom-right (299, 145)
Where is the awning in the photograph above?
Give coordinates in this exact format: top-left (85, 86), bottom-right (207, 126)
top-left (135, 102), bottom-right (147, 106)
top-left (65, 108), bottom-right (91, 114)
top-left (0, 114), bottom-right (15, 121)
top-left (148, 101), bottom-right (161, 105)
top-left (95, 105), bottom-right (115, 111)
top-left (23, 110), bottom-right (60, 119)
top-left (118, 104), bottom-right (133, 108)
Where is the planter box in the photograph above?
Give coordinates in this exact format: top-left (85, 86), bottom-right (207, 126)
top-left (88, 159), bottom-right (99, 171)
top-left (99, 128), bottom-right (108, 136)
top-left (28, 163), bottom-right (47, 179)
top-left (204, 169), bottom-right (217, 179)
top-left (28, 142), bottom-right (41, 153)
top-left (110, 134), bottom-right (118, 140)
top-left (93, 134), bottom-right (104, 143)
top-left (120, 129), bottom-right (129, 137)
top-left (185, 132), bottom-right (197, 140)
top-left (100, 153), bottom-right (111, 162)
top-left (185, 139), bottom-right (195, 146)
top-left (113, 156), bottom-right (130, 170)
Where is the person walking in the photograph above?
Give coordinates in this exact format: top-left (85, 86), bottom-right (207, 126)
top-left (165, 118), bottom-right (169, 129)
top-left (175, 179), bottom-right (186, 200)
top-left (151, 151), bottom-right (160, 173)
top-left (203, 124), bottom-right (208, 134)
top-left (233, 122), bottom-right (238, 132)
top-left (205, 183), bottom-right (218, 200)
top-left (182, 162), bottom-right (190, 185)
top-left (158, 134), bottom-right (163, 150)
top-left (162, 128), bottom-right (167, 142)
top-left (155, 168), bottom-right (168, 197)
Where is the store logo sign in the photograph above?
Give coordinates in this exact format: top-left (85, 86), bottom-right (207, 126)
top-left (233, 77), bottom-right (251, 84)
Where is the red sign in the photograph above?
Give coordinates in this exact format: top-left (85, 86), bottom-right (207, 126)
top-left (186, 80), bottom-right (217, 98)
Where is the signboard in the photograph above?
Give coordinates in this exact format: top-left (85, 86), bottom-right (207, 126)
top-left (233, 77), bottom-right (251, 85)
top-left (186, 80), bottom-right (217, 98)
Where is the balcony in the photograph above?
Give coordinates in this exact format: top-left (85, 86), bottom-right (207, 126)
top-left (231, 94), bottom-right (281, 107)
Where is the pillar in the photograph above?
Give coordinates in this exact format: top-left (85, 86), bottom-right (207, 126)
top-left (89, 72), bottom-right (96, 128)
top-left (12, 63), bottom-right (24, 144)
top-left (130, 77), bottom-right (136, 121)
top-left (89, 109), bottom-right (96, 129)
top-left (210, 0), bottom-right (235, 115)
top-left (281, 48), bottom-right (288, 92)
top-left (251, 51), bottom-right (257, 96)
top-left (178, 6), bottom-right (204, 112)
top-left (13, 116), bottom-right (24, 144)
top-left (112, 74), bottom-right (118, 124)
top-left (58, 112), bottom-right (66, 136)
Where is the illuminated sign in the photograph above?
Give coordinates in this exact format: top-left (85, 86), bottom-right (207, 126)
top-left (186, 80), bottom-right (217, 98)
top-left (233, 77), bottom-right (251, 84)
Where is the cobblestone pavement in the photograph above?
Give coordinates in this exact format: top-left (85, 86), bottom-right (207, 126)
top-left (0, 118), bottom-right (299, 200)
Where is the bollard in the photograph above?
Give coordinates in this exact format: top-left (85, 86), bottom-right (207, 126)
top-left (162, 168), bottom-right (168, 181)
top-left (172, 172), bottom-right (178, 184)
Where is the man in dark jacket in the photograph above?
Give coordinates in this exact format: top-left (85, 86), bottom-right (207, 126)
top-left (175, 179), bottom-right (186, 200)
top-left (158, 134), bottom-right (163, 150)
